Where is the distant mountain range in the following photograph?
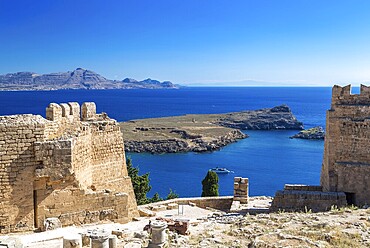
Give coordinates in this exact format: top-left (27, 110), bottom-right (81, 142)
top-left (0, 68), bottom-right (179, 90)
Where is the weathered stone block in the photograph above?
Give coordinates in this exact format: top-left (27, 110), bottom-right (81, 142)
top-left (60, 103), bottom-right (71, 118)
top-left (68, 102), bottom-right (80, 120)
top-left (81, 102), bottom-right (96, 120)
top-left (46, 103), bottom-right (62, 121)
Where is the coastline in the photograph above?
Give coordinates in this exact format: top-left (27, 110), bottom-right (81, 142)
top-left (120, 105), bottom-right (303, 154)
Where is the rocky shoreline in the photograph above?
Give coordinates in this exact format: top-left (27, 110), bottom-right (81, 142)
top-left (124, 129), bottom-right (246, 153)
top-left (121, 105), bottom-right (303, 153)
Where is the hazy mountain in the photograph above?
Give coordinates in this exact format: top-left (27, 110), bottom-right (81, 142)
top-left (0, 68), bottom-right (179, 90)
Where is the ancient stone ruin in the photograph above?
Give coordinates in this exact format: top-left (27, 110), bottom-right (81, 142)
top-left (0, 102), bottom-right (138, 234)
top-left (321, 84), bottom-right (370, 206)
top-left (233, 177), bottom-right (249, 204)
top-left (272, 84), bottom-right (370, 211)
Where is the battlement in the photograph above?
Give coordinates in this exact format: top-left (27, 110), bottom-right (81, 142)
top-left (331, 84), bottom-right (370, 107)
top-left (46, 102), bottom-right (99, 122)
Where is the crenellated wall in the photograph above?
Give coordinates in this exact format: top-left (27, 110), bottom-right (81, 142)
top-left (0, 102), bottom-right (138, 233)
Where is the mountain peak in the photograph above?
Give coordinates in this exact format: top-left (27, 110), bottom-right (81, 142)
top-left (122, 78), bottom-right (138, 83)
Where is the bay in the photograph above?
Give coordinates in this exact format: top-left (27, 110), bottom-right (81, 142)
top-left (0, 87), bottom-right (336, 197)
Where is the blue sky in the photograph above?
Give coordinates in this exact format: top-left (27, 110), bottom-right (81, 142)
top-left (1, 1), bottom-right (370, 86)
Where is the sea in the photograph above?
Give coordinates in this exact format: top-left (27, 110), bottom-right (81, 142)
top-left (1, 87), bottom-right (352, 198)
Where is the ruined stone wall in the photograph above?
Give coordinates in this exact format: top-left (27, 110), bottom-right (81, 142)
top-left (233, 177), bottom-right (248, 204)
top-left (0, 102), bottom-right (138, 233)
top-left (34, 183), bottom-right (130, 229)
top-left (271, 185), bottom-right (347, 212)
top-left (321, 85), bottom-right (370, 206)
top-left (89, 121), bottom-right (127, 189)
top-left (68, 119), bottom-right (139, 220)
top-left (143, 196), bottom-right (234, 212)
top-left (0, 115), bottom-right (49, 233)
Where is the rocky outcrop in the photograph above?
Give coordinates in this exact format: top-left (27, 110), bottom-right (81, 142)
top-left (123, 129), bottom-right (246, 153)
top-left (124, 139), bottom-right (191, 153)
top-left (121, 105), bottom-right (303, 153)
top-left (0, 68), bottom-right (178, 90)
top-left (215, 105), bottom-right (304, 130)
top-left (290, 126), bottom-right (325, 140)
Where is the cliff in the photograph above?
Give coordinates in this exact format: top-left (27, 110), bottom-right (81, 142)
top-left (120, 105), bottom-right (303, 153)
top-left (0, 68), bottom-right (179, 90)
top-left (215, 105), bottom-right (304, 130)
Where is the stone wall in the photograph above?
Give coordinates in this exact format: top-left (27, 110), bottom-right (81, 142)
top-left (0, 102), bottom-right (138, 233)
top-left (271, 184), bottom-right (346, 212)
top-left (142, 196), bottom-right (234, 212)
top-left (321, 84), bottom-right (370, 206)
top-left (0, 115), bottom-right (47, 233)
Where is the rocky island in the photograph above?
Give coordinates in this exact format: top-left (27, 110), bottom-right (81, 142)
top-left (290, 126), bottom-right (325, 140)
top-left (120, 105), bottom-right (303, 153)
top-left (0, 68), bottom-right (179, 90)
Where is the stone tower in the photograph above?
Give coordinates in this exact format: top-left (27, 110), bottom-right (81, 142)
top-left (0, 102), bottom-right (138, 234)
top-left (321, 84), bottom-right (370, 206)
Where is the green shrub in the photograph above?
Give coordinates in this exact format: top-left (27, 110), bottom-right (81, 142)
top-left (201, 170), bottom-right (219, 197)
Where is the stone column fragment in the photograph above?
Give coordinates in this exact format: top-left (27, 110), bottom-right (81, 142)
top-left (148, 221), bottom-right (168, 248)
top-left (90, 229), bottom-right (110, 248)
top-left (63, 234), bottom-right (82, 248)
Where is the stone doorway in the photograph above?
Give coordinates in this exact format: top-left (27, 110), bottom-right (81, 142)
top-left (345, 192), bottom-right (356, 205)
top-left (33, 190), bottom-right (38, 228)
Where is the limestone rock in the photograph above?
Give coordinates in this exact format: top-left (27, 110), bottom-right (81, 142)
top-left (44, 217), bottom-right (62, 231)
top-left (138, 207), bottom-right (156, 217)
top-left (216, 105), bottom-right (304, 130)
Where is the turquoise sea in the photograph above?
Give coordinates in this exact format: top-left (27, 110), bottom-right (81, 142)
top-left (0, 87), bottom-right (346, 198)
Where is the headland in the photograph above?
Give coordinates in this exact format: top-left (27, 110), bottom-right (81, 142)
top-left (120, 105), bottom-right (303, 153)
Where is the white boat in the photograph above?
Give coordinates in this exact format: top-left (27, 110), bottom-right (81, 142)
top-left (209, 167), bottom-right (232, 174)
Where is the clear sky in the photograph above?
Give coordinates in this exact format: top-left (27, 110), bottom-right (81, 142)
top-left (1, 0), bottom-right (370, 86)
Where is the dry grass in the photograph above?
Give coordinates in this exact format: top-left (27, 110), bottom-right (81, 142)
top-left (168, 208), bottom-right (370, 247)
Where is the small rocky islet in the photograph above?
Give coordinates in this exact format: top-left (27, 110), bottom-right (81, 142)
top-left (290, 126), bottom-right (325, 140)
top-left (120, 105), bottom-right (304, 153)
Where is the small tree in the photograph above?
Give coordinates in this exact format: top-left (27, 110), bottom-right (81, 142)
top-left (150, 192), bottom-right (163, 203)
top-left (126, 157), bottom-right (151, 205)
top-left (126, 158), bottom-right (179, 204)
top-left (166, 188), bottom-right (179, 200)
top-left (201, 171), bottom-right (219, 197)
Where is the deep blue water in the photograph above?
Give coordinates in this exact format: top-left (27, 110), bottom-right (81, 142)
top-left (0, 87), bottom-right (334, 197)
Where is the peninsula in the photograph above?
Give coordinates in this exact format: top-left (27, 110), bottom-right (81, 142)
top-left (0, 68), bottom-right (179, 91)
top-left (120, 105), bottom-right (303, 153)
